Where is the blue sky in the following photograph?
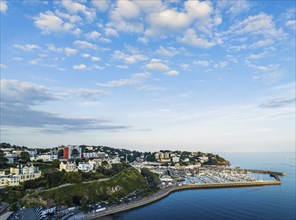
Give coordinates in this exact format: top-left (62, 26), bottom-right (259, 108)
top-left (0, 0), bottom-right (295, 152)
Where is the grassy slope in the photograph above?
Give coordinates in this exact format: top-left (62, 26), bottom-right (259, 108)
top-left (27, 168), bottom-right (147, 207)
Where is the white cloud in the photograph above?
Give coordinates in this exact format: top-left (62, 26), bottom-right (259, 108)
top-left (91, 56), bottom-right (100, 62)
top-left (14, 44), bottom-right (39, 51)
top-left (246, 52), bottom-right (268, 60)
top-left (116, 0), bottom-right (140, 19)
top-left (146, 59), bottom-right (170, 71)
top-left (97, 72), bottom-right (150, 87)
top-left (138, 85), bottom-right (166, 92)
top-left (193, 60), bottom-right (210, 67)
top-left (184, 0), bottom-right (212, 19)
top-left (61, 0), bottom-right (95, 22)
top-left (178, 29), bottom-right (216, 48)
top-left (34, 11), bottom-right (75, 34)
top-left (156, 46), bottom-right (179, 57)
top-left (146, 9), bottom-right (190, 37)
top-left (286, 20), bottom-right (296, 31)
top-left (113, 50), bottom-right (147, 64)
top-left (55, 10), bottom-right (82, 23)
top-left (145, 0), bottom-right (212, 37)
top-left (47, 43), bottom-right (63, 52)
top-left (251, 39), bottom-right (274, 48)
top-left (91, 65), bottom-right (104, 70)
top-left (64, 47), bottom-right (77, 56)
top-left (92, 0), bottom-right (109, 12)
top-left (253, 71), bottom-right (284, 83)
top-left (73, 64), bottom-right (87, 70)
top-left (165, 70), bottom-right (179, 76)
top-left (97, 78), bottom-right (136, 87)
top-left (86, 31), bottom-right (101, 39)
top-left (46, 44), bottom-right (77, 56)
top-left (229, 13), bottom-right (285, 38)
top-left (105, 28), bottom-right (119, 37)
top-left (74, 40), bottom-right (96, 49)
top-left (214, 61), bottom-right (227, 68)
top-left (29, 58), bottom-right (42, 65)
top-left (116, 65), bottom-right (128, 69)
top-left (108, 9), bottom-right (143, 33)
top-left (76, 88), bottom-right (108, 100)
top-left (82, 53), bottom-right (90, 58)
top-left (217, 0), bottom-right (250, 16)
top-left (0, 1), bottom-right (8, 13)
top-left (247, 62), bottom-right (278, 72)
top-left (0, 64), bottom-right (8, 69)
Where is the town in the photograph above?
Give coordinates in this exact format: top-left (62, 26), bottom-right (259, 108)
top-left (0, 143), bottom-right (284, 220)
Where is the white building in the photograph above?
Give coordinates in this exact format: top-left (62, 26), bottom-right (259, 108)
top-left (4, 153), bottom-right (18, 164)
top-left (26, 149), bottom-right (37, 157)
top-left (1, 164), bottom-right (41, 187)
top-left (171, 156), bottom-right (180, 163)
top-left (59, 161), bottom-right (77, 172)
top-left (198, 156), bottom-right (209, 163)
top-left (77, 162), bottom-right (94, 172)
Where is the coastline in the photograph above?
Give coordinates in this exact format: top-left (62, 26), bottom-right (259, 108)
top-left (84, 180), bottom-right (281, 220)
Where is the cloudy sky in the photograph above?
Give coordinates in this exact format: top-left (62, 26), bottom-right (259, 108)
top-left (0, 0), bottom-right (295, 152)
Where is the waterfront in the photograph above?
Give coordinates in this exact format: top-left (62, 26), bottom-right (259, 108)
top-left (107, 152), bottom-right (295, 220)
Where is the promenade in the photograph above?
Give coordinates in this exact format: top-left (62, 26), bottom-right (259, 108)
top-left (82, 180), bottom-right (281, 220)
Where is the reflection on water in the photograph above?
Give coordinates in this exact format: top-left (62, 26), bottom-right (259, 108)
top-left (109, 152), bottom-right (295, 220)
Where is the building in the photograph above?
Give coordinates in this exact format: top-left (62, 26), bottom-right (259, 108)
top-left (59, 161), bottom-right (77, 172)
top-left (1, 164), bottom-right (41, 187)
top-left (63, 145), bottom-right (82, 160)
top-left (10, 164), bottom-right (41, 182)
top-left (77, 162), bottom-right (94, 172)
top-left (0, 175), bottom-right (20, 187)
top-left (4, 153), bottom-right (17, 164)
top-left (198, 156), bottom-right (209, 163)
top-left (26, 149), bottom-right (37, 157)
top-left (172, 156), bottom-right (180, 163)
top-left (31, 154), bottom-right (58, 162)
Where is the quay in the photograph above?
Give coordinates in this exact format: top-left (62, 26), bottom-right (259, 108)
top-left (84, 180), bottom-right (281, 220)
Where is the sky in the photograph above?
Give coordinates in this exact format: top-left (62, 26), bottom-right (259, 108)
top-left (0, 0), bottom-right (295, 152)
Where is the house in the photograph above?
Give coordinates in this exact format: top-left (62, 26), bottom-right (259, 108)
top-left (59, 161), bottom-right (77, 172)
top-left (1, 164), bottom-right (41, 187)
top-left (77, 162), bottom-right (94, 172)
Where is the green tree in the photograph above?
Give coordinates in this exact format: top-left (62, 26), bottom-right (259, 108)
top-left (20, 152), bottom-right (30, 162)
top-left (0, 150), bottom-right (8, 167)
top-left (52, 159), bottom-right (60, 168)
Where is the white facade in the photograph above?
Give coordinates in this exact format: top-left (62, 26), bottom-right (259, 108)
top-left (172, 156), bottom-right (180, 163)
top-left (59, 161), bottom-right (77, 172)
top-left (77, 162), bottom-right (94, 172)
top-left (1, 164), bottom-right (41, 186)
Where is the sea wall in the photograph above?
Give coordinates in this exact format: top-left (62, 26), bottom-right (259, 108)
top-left (85, 181), bottom-right (281, 219)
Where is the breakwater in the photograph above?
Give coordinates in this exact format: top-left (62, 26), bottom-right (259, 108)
top-left (226, 168), bottom-right (286, 176)
top-left (85, 180), bottom-right (281, 220)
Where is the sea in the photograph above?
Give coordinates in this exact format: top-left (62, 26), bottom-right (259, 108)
top-left (103, 152), bottom-right (296, 220)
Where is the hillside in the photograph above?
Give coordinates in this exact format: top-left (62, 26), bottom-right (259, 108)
top-left (25, 168), bottom-right (148, 209)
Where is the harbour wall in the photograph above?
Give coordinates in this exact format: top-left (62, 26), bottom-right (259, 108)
top-left (85, 180), bottom-right (281, 219)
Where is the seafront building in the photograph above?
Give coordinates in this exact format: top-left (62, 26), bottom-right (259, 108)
top-left (0, 164), bottom-right (41, 187)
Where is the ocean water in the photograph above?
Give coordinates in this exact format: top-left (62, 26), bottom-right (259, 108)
top-left (105, 152), bottom-right (296, 220)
